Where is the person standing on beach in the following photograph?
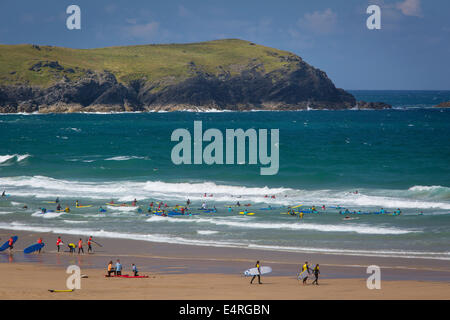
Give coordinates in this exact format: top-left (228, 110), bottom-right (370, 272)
top-left (250, 261), bottom-right (262, 284)
top-left (132, 263), bottom-right (138, 276)
top-left (87, 236), bottom-right (93, 253)
top-left (299, 261), bottom-right (312, 285)
top-left (56, 236), bottom-right (64, 252)
top-left (116, 259), bottom-right (122, 276)
top-left (7, 236), bottom-right (14, 252)
top-left (312, 264), bottom-right (320, 285)
top-left (77, 238), bottom-right (84, 254)
top-left (37, 238), bottom-right (44, 253)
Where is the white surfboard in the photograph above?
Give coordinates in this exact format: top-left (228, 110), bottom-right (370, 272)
top-left (244, 266), bottom-right (272, 276)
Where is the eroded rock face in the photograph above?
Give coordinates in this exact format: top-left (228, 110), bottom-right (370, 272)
top-left (433, 101), bottom-right (450, 108)
top-left (0, 61), bottom-right (390, 113)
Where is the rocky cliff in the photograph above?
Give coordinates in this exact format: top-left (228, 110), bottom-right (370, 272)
top-left (0, 39), bottom-right (390, 113)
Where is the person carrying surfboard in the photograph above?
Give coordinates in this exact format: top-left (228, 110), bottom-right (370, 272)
top-left (299, 261), bottom-right (312, 285)
top-left (250, 261), bottom-right (262, 284)
top-left (37, 238), bottom-right (43, 253)
top-left (7, 236), bottom-right (14, 252)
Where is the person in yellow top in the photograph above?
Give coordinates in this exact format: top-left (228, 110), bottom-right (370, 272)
top-left (298, 261), bottom-right (311, 285)
top-left (65, 206), bottom-right (70, 213)
top-left (299, 211), bottom-right (304, 219)
top-left (250, 260), bottom-right (262, 285)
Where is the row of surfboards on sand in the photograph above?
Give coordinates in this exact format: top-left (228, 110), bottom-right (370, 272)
top-left (0, 236), bottom-right (45, 254)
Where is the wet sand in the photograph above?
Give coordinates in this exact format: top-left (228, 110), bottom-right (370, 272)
top-left (0, 229), bottom-right (449, 299)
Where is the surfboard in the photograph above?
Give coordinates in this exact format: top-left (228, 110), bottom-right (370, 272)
top-left (0, 236), bottom-right (18, 251)
top-left (48, 289), bottom-right (74, 292)
top-left (43, 201), bottom-right (57, 204)
top-left (24, 243), bottom-right (45, 254)
top-left (297, 270), bottom-right (309, 280)
top-left (239, 212), bottom-right (255, 215)
top-left (244, 266), bottom-right (272, 276)
top-left (76, 205), bottom-right (92, 208)
top-left (292, 204), bottom-right (303, 208)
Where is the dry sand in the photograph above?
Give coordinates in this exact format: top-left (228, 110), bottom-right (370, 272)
top-left (0, 263), bottom-right (449, 300)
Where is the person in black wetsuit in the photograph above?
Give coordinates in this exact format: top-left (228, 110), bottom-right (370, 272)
top-left (250, 260), bottom-right (262, 284)
top-left (312, 264), bottom-right (320, 285)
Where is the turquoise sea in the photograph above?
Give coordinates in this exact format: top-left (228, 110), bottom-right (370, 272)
top-left (0, 90), bottom-right (449, 260)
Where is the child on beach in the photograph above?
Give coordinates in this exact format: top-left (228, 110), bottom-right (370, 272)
top-left (56, 236), bottom-right (64, 252)
top-left (115, 259), bottom-right (122, 276)
top-left (37, 238), bottom-right (43, 253)
top-left (107, 261), bottom-right (115, 277)
top-left (132, 263), bottom-right (138, 276)
top-left (77, 238), bottom-right (84, 254)
top-left (87, 236), bottom-right (93, 253)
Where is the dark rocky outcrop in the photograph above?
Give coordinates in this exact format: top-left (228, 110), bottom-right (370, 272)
top-left (0, 53), bottom-right (391, 113)
top-left (433, 101), bottom-right (450, 108)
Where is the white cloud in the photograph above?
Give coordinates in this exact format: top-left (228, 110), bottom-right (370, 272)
top-left (297, 8), bottom-right (338, 34)
top-left (123, 21), bottom-right (160, 40)
top-left (396, 0), bottom-right (422, 17)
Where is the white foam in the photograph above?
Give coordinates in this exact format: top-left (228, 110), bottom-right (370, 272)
top-left (0, 154), bottom-right (30, 164)
top-left (197, 230), bottom-right (219, 235)
top-left (0, 222), bottom-right (446, 260)
top-left (105, 156), bottom-right (146, 161)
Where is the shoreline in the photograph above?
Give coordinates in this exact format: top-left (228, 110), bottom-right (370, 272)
top-left (1, 229), bottom-right (449, 282)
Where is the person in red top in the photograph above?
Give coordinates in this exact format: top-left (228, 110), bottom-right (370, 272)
top-left (87, 236), bottom-right (93, 253)
top-left (8, 236), bottom-right (14, 252)
top-left (56, 236), bottom-right (64, 252)
top-left (37, 237), bottom-right (43, 253)
top-left (77, 238), bottom-right (84, 254)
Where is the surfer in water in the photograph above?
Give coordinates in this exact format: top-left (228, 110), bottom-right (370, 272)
top-left (250, 261), bottom-right (262, 285)
top-left (1, 190), bottom-right (6, 197)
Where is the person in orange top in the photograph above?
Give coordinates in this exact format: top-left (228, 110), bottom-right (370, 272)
top-left (56, 236), bottom-right (64, 252)
top-left (106, 261), bottom-right (115, 277)
top-left (37, 237), bottom-right (43, 253)
top-left (8, 236), bottom-right (14, 252)
top-left (77, 238), bottom-right (84, 254)
top-left (87, 236), bottom-right (93, 253)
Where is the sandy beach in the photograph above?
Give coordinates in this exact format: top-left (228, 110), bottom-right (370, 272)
top-left (0, 229), bottom-right (449, 300)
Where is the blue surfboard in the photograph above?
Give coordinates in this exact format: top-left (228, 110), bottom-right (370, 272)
top-left (0, 236), bottom-right (18, 251)
top-left (24, 243), bottom-right (45, 254)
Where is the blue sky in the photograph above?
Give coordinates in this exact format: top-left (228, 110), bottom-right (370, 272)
top-left (0, 0), bottom-right (449, 90)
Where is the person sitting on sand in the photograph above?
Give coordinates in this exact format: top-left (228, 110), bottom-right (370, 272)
top-left (312, 264), bottom-right (320, 285)
top-left (107, 261), bottom-right (115, 277)
top-left (116, 259), bottom-right (122, 276)
top-left (132, 263), bottom-right (139, 276)
top-left (250, 261), bottom-right (262, 285)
